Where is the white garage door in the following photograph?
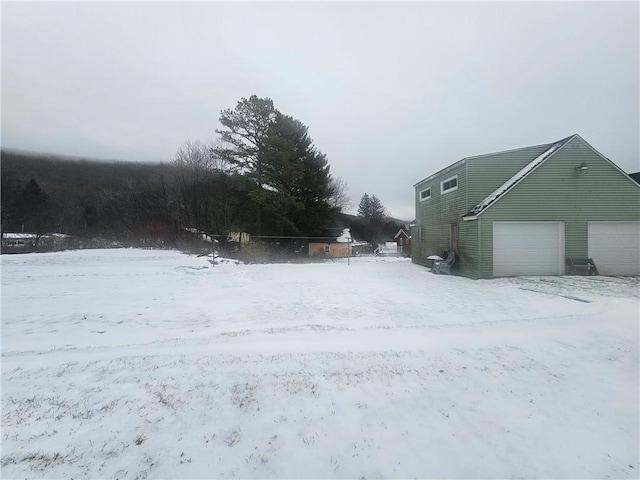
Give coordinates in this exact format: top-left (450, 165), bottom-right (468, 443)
top-left (493, 222), bottom-right (564, 276)
top-left (588, 221), bottom-right (640, 276)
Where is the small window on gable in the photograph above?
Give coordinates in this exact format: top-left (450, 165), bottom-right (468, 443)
top-left (441, 176), bottom-right (458, 194)
top-left (419, 187), bottom-right (431, 201)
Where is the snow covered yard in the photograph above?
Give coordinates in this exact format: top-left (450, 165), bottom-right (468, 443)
top-left (1, 249), bottom-right (638, 479)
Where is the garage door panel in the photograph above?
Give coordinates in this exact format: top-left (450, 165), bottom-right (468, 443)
top-left (588, 222), bottom-right (640, 276)
top-left (493, 222), bottom-right (563, 277)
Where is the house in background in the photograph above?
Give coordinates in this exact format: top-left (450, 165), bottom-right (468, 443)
top-left (394, 226), bottom-right (411, 256)
top-left (308, 240), bottom-right (350, 258)
top-left (307, 227), bottom-right (369, 258)
top-left (412, 134), bottom-right (640, 278)
top-left (308, 239), bottom-right (369, 257)
top-left (1, 233), bottom-right (72, 253)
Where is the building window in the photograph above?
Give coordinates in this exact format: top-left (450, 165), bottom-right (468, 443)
top-left (324, 244), bottom-right (330, 254)
top-left (441, 176), bottom-right (458, 194)
top-left (419, 187), bottom-right (431, 201)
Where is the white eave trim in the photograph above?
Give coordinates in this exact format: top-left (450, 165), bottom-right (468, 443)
top-left (414, 159), bottom-right (466, 188)
top-left (575, 134), bottom-right (640, 190)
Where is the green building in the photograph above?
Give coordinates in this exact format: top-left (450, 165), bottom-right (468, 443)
top-left (412, 134), bottom-right (640, 278)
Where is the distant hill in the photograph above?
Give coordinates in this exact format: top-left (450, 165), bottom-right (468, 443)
top-left (1, 149), bottom-right (175, 241)
top-left (1, 148), bottom-right (165, 188)
top-left (1, 148), bottom-right (410, 248)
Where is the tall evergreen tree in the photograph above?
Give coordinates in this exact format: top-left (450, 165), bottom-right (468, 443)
top-left (213, 95), bottom-right (277, 187)
top-left (358, 193), bottom-right (371, 218)
top-left (358, 193), bottom-right (386, 222)
top-left (357, 193), bottom-right (388, 244)
top-left (213, 96), bottom-right (336, 237)
top-left (213, 95), bottom-right (278, 234)
top-left (260, 113), bottom-right (335, 235)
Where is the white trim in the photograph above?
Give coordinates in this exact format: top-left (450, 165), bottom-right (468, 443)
top-left (394, 229), bottom-right (409, 239)
top-left (440, 175), bottom-right (458, 194)
top-left (466, 135), bottom-right (575, 217)
top-left (419, 187), bottom-right (431, 201)
top-left (572, 135), bottom-right (640, 190)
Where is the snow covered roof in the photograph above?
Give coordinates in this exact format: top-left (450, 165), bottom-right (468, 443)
top-left (463, 135), bottom-right (575, 219)
top-left (394, 228), bottom-right (410, 239)
top-left (3, 233), bottom-right (38, 239)
top-left (3, 233), bottom-right (71, 239)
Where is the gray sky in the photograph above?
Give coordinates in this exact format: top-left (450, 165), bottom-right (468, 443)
top-left (2, 1), bottom-right (639, 220)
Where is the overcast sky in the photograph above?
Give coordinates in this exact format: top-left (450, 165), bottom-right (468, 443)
top-left (2, 1), bottom-right (638, 220)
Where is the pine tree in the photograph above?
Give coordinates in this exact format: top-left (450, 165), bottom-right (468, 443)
top-left (213, 95), bottom-right (336, 236)
top-left (213, 95), bottom-right (278, 234)
top-left (213, 95), bottom-right (277, 187)
top-left (358, 193), bottom-right (371, 218)
top-left (357, 193), bottom-right (388, 244)
top-left (368, 195), bottom-right (386, 224)
top-left (260, 113), bottom-right (334, 235)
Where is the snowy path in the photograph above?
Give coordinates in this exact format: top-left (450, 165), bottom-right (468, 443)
top-left (2, 249), bottom-right (638, 478)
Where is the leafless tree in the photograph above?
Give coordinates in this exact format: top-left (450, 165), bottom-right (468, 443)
top-left (173, 139), bottom-right (229, 179)
top-left (329, 176), bottom-right (351, 212)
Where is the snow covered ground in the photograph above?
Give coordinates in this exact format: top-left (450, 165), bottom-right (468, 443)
top-left (1, 249), bottom-right (638, 479)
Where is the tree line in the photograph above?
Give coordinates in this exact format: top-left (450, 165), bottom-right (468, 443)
top-left (2, 95), bottom-right (403, 253)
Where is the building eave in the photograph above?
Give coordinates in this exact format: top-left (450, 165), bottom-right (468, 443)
top-left (414, 159), bottom-right (467, 188)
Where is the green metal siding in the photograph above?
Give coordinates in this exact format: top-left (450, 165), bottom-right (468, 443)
top-left (412, 163), bottom-right (471, 269)
top-left (413, 144), bottom-right (550, 275)
top-left (476, 137), bottom-right (640, 277)
top-left (466, 145), bottom-right (550, 208)
top-left (458, 219), bottom-right (478, 277)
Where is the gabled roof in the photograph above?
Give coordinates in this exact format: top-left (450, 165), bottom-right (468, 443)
top-left (462, 134), bottom-right (575, 219)
top-left (413, 138), bottom-right (570, 188)
top-left (394, 228), bottom-right (410, 239)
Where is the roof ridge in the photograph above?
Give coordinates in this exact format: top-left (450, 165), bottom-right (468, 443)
top-left (463, 140), bottom-right (556, 162)
top-left (466, 134), bottom-right (577, 162)
top-left (414, 134), bottom-right (577, 187)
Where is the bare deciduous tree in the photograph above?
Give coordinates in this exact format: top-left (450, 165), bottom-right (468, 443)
top-left (329, 176), bottom-right (351, 212)
top-left (173, 139), bottom-right (229, 179)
